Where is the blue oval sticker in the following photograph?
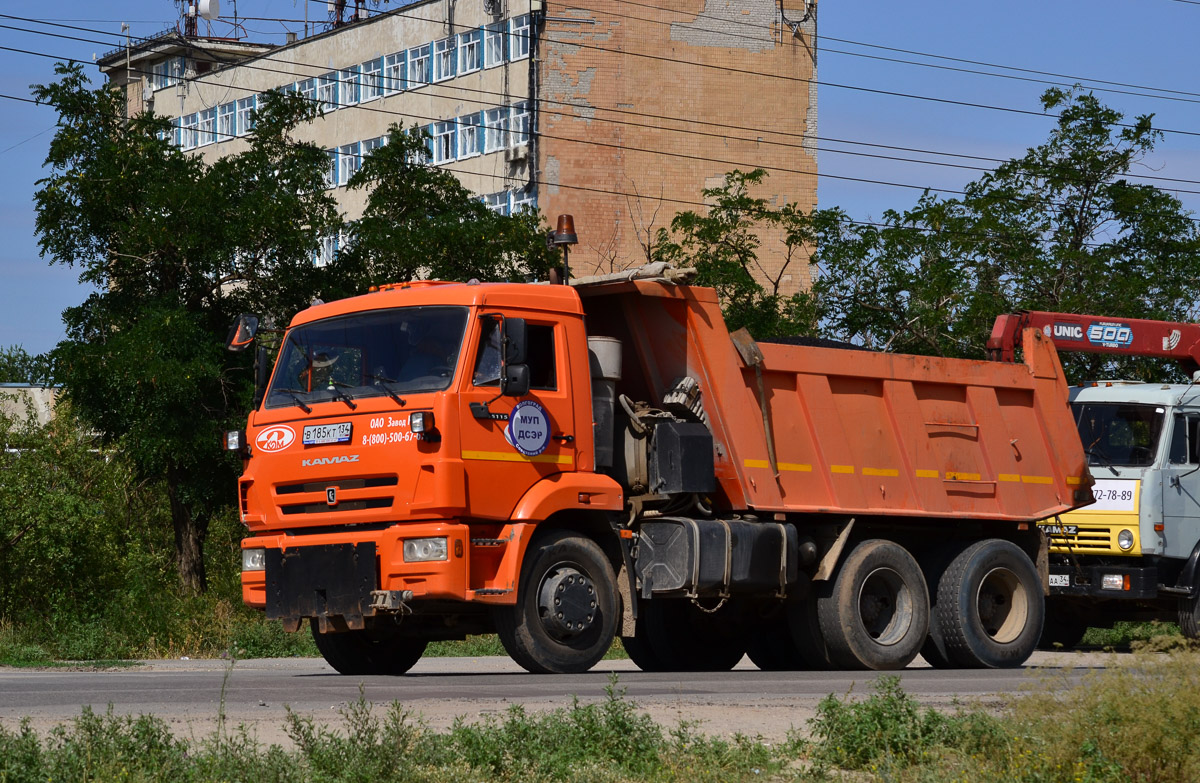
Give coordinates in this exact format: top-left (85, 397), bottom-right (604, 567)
top-left (507, 400), bottom-right (551, 457)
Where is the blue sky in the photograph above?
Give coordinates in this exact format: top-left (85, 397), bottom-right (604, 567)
top-left (2, 0), bottom-right (1199, 355)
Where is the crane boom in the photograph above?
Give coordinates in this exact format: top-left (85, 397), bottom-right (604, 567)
top-left (987, 311), bottom-right (1200, 374)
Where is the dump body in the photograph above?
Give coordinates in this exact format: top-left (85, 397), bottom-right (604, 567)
top-left (577, 279), bottom-right (1090, 522)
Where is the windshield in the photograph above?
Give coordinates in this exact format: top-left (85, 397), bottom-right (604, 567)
top-left (266, 306), bottom-right (468, 409)
top-left (1072, 402), bottom-right (1164, 468)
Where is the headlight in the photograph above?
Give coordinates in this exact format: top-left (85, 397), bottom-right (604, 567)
top-left (242, 548), bottom-right (267, 572)
top-left (410, 411), bottom-right (434, 434)
top-left (225, 430), bottom-right (246, 451)
top-left (403, 537), bottom-right (448, 562)
top-left (1117, 529), bottom-right (1135, 551)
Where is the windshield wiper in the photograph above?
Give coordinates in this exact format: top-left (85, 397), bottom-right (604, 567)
top-left (273, 388), bottom-right (313, 414)
top-left (327, 380), bottom-right (358, 410)
top-left (1084, 447), bottom-right (1119, 476)
top-left (368, 373), bottom-right (407, 407)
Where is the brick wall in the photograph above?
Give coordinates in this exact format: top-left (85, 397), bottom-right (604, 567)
top-left (537, 0), bottom-right (817, 294)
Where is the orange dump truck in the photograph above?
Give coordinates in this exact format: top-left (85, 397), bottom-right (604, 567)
top-left (227, 270), bottom-right (1091, 673)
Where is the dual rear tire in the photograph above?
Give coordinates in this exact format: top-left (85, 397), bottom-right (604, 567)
top-left (810, 537), bottom-right (1043, 670)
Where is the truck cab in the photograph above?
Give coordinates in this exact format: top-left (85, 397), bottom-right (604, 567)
top-left (1041, 382), bottom-right (1200, 643)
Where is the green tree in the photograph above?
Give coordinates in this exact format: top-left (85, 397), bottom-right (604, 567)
top-left (32, 67), bottom-right (563, 595)
top-left (0, 346), bottom-right (51, 384)
top-left (652, 169), bottom-right (818, 338)
top-left (336, 125), bottom-right (559, 286)
top-left (33, 64), bottom-right (341, 593)
top-left (806, 88), bottom-right (1200, 377)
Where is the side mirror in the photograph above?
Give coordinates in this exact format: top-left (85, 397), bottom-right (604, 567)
top-left (226, 314), bottom-right (260, 352)
top-left (502, 364), bottom-right (531, 397)
top-left (252, 345), bottom-right (271, 409)
top-left (503, 318), bottom-right (527, 365)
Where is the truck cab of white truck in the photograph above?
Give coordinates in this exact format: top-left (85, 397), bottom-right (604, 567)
top-left (1040, 381), bottom-right (1200, 645)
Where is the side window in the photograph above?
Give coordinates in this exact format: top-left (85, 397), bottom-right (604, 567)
top-left (471, 319), bottom-right (557, 390)
top-left (1170, 414), bottom-right (1200, 464)
top-left (525, 325), bottom-right (556, 390)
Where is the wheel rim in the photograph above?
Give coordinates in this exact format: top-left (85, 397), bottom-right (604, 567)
top-left (537, 563), bottom-right (598, 641)
top-left (856, 567), bottom-right (913, 646)
top-left (976, 567), bottom-right (1028, 644)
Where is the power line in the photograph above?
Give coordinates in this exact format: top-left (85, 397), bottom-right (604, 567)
top-left (7, 14), bottom-right (1200, 225)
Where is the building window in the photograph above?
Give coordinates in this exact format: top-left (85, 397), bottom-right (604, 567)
top-left (511, 187), bottom-right (536, 213)
top-left (483, 107), bottom-right (508, 153)
top-left (338, 67), bottom-right (359, 105)
top-left (198, 108), bottom-right (216, 146)
top-left (458, 114), bottom-right (480, 158)
top-left (432, 121), bottom-right (456, 163)
top-left (235, 96), bottom-right (256, 135)
top-left (317, 72), bottom-right (339, 112)
top-left (361, 58), bottom-right (383, 101)
top-left (325, 150), bottom-right (338, 188)
top-left (433, 38), bottom-right (456, 82)
top-left (338, 142), bottom-right (360, 185)
top-left (315, 233), bottom-right (339, 267)
top-left (150, 60), bottom-right (169, 91)
top-left (509, 14), bottom-right (531, 60)
top-left (484, 22), bottom-right (505, 68)
top-left (484, 191), bottom-right (509, 215)
top-left (217, 102), bottom-right (236, 141)
top-left (297, 78), bottom-right (316, 105)
top-left (510, 101), bottom-right (530, 146)
top-left (407, 44), bottom-right (430, 89)
top-left (361, 135), bottom-right (386, 158)
top-left (382, 53), bottom-right (404, 95)
top-left (458, 29), bottom-right (481, 74)
top-left (180, 113), bottom-right (198, 149)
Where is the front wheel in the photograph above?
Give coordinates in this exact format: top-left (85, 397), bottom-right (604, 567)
top-left (311, 624), bottom-right (427, 676)
top-left (495, 530), bottom-right (619, 673)
top-left (929, 539), bottom-right (1043, 668)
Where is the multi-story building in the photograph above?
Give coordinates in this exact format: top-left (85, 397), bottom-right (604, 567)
top-left (99, 0), bottom-right (817, 287)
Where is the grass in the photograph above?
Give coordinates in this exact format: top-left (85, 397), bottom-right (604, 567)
top-left (6, 650), bottom-right (1200, 781)
top-left (1079, 619), bottom-right (1182, 649)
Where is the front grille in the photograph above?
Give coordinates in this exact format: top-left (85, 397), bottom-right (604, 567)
top-left (280, 497), bottom-right (394, 516)
top-left (1046, 525), bottom-right (1114, 553)
top-left (276, 475), bottom-right (398, 495)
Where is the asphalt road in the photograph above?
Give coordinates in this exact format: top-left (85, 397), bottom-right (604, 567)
top-left (0, 651), bottom-right (1117, 744)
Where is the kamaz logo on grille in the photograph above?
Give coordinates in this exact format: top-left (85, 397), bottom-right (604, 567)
top-left (1086, 322), bottom-right (1134, 349)
top-left (301, 455), bottom-right (360, 467)
top-left (1052, 323), bottom-right (1084, 340)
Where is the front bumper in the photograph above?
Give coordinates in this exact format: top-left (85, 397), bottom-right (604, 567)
top-left (241, 521), bottom-right (470, 614)
top-left (1047, 564), bottom-right (1159, 599)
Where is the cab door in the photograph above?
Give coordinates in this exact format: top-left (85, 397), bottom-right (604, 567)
top-left (1162, 411), bottom-right (1200, 559)
top-left (457, 314), bottom-right (579, 521)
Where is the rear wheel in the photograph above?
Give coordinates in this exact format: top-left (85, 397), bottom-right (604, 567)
top-left (311, 624), bottom-right (427, 676)
top-left (495, 530), bottom-right (619, 674)
top-left (1039, 598), bottom-right (1089, 650)
top-left (817, 539), bottom-right (929, 670)
top-left (1178, 588), bottom-right (1200, 639)
top-left (747, 597), bottom-right (820, 671)
top-left (639, 598), bottom-right (746, 671)
top-left (930, 539), bottom-right (1043, 668)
